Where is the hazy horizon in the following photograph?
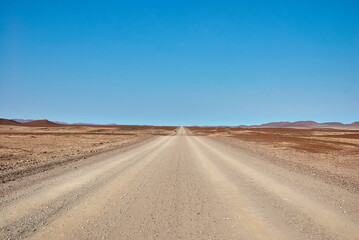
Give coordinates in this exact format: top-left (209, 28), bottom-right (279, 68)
top-left (1, 1), bottom-right (358, 126)
top-left (1, 117), bottom-right (358, 127)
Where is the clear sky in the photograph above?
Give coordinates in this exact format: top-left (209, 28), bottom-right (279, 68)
top-left (1, 0), bottom-right (358, 126)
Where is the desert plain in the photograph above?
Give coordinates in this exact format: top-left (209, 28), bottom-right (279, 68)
top-left (0, 121), bottom-right (176, 183)
top-left (187, 126), bottom-right (359, 192)
top-left (0, 120), bottom-right (358, 239)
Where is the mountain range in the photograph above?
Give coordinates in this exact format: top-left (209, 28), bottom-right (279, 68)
top-left (239, 121), bottom-right (359, 129)
top-left (0, 118), bottom-right (358, 129)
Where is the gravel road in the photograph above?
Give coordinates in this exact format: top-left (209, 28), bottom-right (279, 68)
top-left (1, 127), bottom-right (358, 239)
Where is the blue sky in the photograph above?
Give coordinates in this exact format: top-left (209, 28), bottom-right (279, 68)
top-left (1, 0), bottom-right (358, 126)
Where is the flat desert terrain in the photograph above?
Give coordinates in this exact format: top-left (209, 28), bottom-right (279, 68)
top-left (0, 124), bottom-right (176, 183)
top-left (0, 126), bottom-right (358, 239)
top-left (187, 127), bottom-right (359, 192)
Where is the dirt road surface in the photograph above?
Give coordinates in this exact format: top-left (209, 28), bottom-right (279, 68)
top-left (1, 127), bottom-right (358, 239)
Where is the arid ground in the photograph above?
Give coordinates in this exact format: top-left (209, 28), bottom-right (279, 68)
top-left (0, 124), bottom-right (176, 183)
top-left (187, 126), bottom-right (359, 192)
top-left (0, 125), bottom-right (358, 239)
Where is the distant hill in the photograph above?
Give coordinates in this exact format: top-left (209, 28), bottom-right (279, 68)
top-left (22, 120), bottom-right (62, 127)
top-left (11, 119), bottom-right (35, 123)
top-left (0, 118), bottom-right (22, 125)
top-left (71, 122), bottom-right (98, 126)
top-left (241, 121), bottom-right (359, 129)
top-left (255, 121), bottom-right (322, 128)
top-left (347, 121), bottom-right (359, 127)
top-left (0, 118), bottom-right (115, 127)
top-left (0, 118), bottom-right (112, 127)
top-left (53, 121), bottom-right (69, 125)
